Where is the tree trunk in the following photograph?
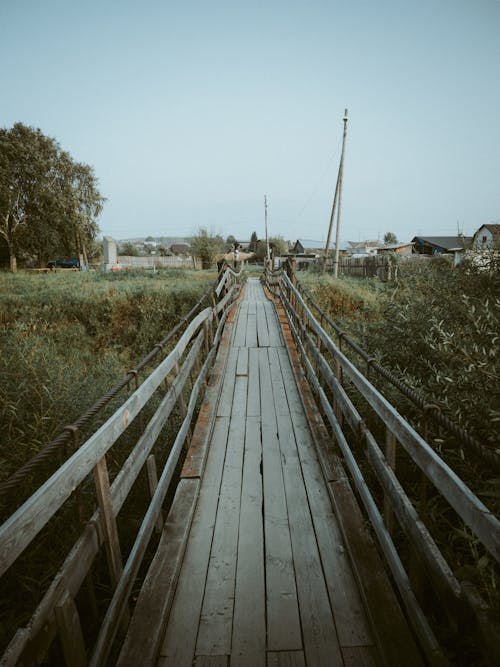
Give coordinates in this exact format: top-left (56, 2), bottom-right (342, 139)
top-left (9, 252), bottom-right (17, 273)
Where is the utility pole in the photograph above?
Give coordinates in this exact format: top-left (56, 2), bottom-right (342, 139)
top-left (264, 194), bottom-right (270, 263)
top-left (323, 109), bottom-right (349, 276)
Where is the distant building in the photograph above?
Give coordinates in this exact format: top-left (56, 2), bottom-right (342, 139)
top-left (290, 239), bottom-right (343, 255)
top-left (346, 241), bottom-right (383, 256)
top-left (376, 242), bottom-right (414, 256)
top-left (411, 236), bottom-right (471, 255)
top-left (472, 224), bottom-right (500, 250)
top-left (170, 243), bottom-right (191, 255)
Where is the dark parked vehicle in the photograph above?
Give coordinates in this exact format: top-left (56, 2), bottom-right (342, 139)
top-left (47, 258), bottom-right (80, 269)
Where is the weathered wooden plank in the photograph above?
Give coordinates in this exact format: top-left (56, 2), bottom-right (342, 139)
top-left (267, 348), bottom-right (290, 416)
top-left (275, 348), bottom-right (373, 648)
top-left (231, 416), bottom-right (266, 666)
top-left (93, 456), bottom-right (124, 589)
top-left (195, 416), bottom-right (246, 656)
top-left (246, 313), bottom-right (258, 347)
top-left (264, 300), bottom-right (283, 348)
top-left (341, 645), bottom-right (378, 666)
top-left (159, 417), bottom-right (230, 666)
top-left (191, 656), bottom-right (228, 667)
top-left (233, 303), bottom-right (248, 347)
top-left (267, 651), bottom-right (306, 666)
top-left (247, 348), bottom-right (260, 417)
top-left (236, 347), bottom-right (249, 376)
top-left (217, 347), bottom-right (238, 417)
top-left (276, 414), bottom-right (343, 666)
top-left (256, 302), bottom-right (270, 347)
top-left (182, 321), bottom-right (233, 478)
top-left (54, 591), bottom-right (87, 667)
top-left (146, 455), bottom-right (163, 533)
top-left (231, 376), bottom-right (248, 419)
top-left (258, 349), bottom-right (302, 652)
top-left (215, 268), bottom-right (231, 297)
top-left (116, 478), bottom-right (200, 667)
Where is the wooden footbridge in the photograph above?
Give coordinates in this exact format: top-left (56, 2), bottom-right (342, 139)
top-left (0, 263), bottom-right (499, 666)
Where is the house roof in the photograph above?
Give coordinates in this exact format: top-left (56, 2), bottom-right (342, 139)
top-left (377, 242), bottom-right (414, 251)
top-left (473, 224), bottom-right (500, 243)
top-left (347, 240), bottom-right (383, 248)
top-left (412, 236), bottom-right (472, 251)
top-left (294, 239), bottom-right (329, 250)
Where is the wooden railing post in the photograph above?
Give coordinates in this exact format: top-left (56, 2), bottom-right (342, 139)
top-left (384, 427), bottom-right (397, 535)
top-left (93, 456), bottom-right (124, 589)
top-left (146, 455), bottom-right (164, 534)
top-left (55, 591), bottom-right (87, 667)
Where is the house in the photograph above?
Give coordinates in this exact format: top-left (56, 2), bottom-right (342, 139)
top-left (170, 243), bottom-right (190, 255)
top-left (291, 239), bottom-right (344, 255)
top-left (411, 236), bottom-right (472, 255)
top-left (291, 239), bottom-right (324, 255)
top-left (472, 224), bottom-right (500, 250)
top-left (346, 240), bottom-right (383, 256)
top-left (376, 242), bottom-right (414, 256)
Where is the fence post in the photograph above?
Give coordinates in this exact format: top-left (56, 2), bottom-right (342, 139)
top-left (93, 456), bottom-right (130, 629)
top-left (146, 455), bottom-right (164, 534)
top-left (55, 591), bottom-right (87, 667)
top-left (383, 427), bottom-right (397, 535)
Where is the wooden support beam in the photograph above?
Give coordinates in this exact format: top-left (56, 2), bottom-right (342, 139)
top-left (147, 455), bottom-right (164, 534)
top-left (54, 591), bottom-right (87, 667)
top-left (93, 456), bottom-right (124, 589)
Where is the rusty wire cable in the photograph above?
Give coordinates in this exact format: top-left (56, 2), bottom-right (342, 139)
top-left (268, 262), bottom-right (500, 471)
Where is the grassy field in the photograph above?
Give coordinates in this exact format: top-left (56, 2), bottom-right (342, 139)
top-left (0, 268), bottom-right (216, 485)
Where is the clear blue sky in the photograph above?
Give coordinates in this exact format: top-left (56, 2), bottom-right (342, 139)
top-left (1, 0), bottom-right (499, 244)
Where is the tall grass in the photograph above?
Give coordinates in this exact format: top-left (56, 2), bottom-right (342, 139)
top-left (0, 269), bottom-right (215, 485)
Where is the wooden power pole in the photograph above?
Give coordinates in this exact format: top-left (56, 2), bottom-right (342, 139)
top-left (264, 194), bottom-right (270, 262)
top-left (323, 109), bottom-right (349, 276)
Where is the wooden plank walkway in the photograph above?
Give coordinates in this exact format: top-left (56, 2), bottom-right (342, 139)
top-left (119, 279), bottom-right (423, 667)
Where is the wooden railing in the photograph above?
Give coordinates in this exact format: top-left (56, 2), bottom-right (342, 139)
top-left (0, 264), bottom-right (242, 666)
top-left (264, 261), bottom-right (500, 665)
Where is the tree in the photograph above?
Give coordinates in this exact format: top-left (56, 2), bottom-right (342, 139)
top-left (0, 123), bottom-right (104, 271)
top-left (384, 232), bottom-right (398, 245)
top-left (225, 234), bottom-right (237, 251)
top-left (120, 242), bottom-right (140, 256)
top-left (269, 236), bottom-right (288, 257)
top-left (249, 231), bottom-right (258, 253)
top-left (190, 228), bottom-right (224, 269)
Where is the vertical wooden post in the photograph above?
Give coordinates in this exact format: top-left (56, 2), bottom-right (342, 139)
top-left (93, 457), bottom-right (124, 588)
top-left (174, 362), bottom-right (192, 445)
top-left (93, 456), bottom-right (130, 628)
top-left (203, 320), bottom-right (211, 357)
top-left (383, 428), bottom-right (397, 535)
top-left (146, 455), bottom-right (164, 534)
top-left (55, 591), bottom-right (87, 667)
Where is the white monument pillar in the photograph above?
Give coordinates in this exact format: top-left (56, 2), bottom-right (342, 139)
top-left (102, 236), bottom-right (118, 271)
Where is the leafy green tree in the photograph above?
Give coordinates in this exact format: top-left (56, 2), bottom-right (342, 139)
top-left (269, 236), bottom-right (288, 256)
top-left (120, 242), bottom-right (140, 256)
top-left (190, 228), bottom-right (224, 269)
top-left (0, 123), bottom-right (104, 271)
top-left (250, 231), bottom-right (258, 253)
top-left (384, 232), bottom-right (398, 245)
